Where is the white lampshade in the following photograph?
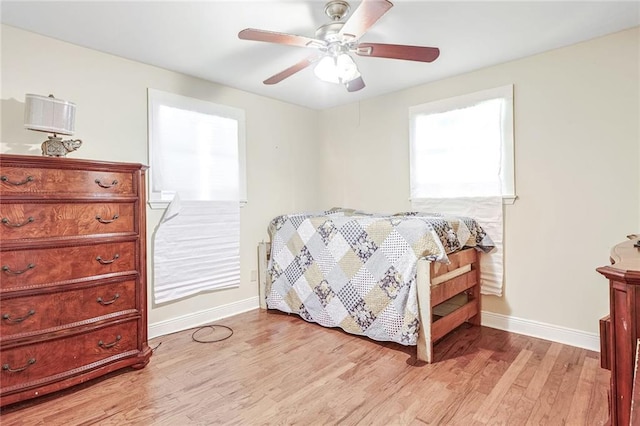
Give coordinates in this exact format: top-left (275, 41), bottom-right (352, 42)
top-left (314, 54), bottom-right (361, 84)
top-left (24, 94), bottom-right (76, 136)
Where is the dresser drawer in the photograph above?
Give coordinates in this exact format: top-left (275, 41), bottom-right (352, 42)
top-left (0, 167), bottom-right (134, 196)
top-left (0, 203), bottom-right (135, 240)
top-left (1, 280), bottom-right (137, 339)
top-left (1, 242), bottom-right (136, 291)
top-left (0, 319), bottom-right (139, 390)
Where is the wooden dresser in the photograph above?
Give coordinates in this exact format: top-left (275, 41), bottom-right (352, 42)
top-left (598, 235), bottom-right (640, 426)
top-left (0, 154), bottom-right (151, 407)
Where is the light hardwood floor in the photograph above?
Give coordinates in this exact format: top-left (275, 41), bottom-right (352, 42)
top-left (1, 309), bottom-right (609, 425)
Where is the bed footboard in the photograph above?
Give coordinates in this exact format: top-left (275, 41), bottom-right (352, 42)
top-left (258, 242), bottom-right (270, 310)
top-left (417, 248), bottom-right (481, 363)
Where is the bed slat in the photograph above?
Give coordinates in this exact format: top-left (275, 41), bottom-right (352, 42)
top-left (431, 300), bottom-right (479, 342)
top-left (431, 248), bottom-right (477, 279)
top-left (431, 264), bottom-right (472, 286)
top-left (431, 269), bottom-right (478, 307)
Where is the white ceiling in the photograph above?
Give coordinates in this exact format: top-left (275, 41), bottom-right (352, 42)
top-left (2, 1), bottom-right (639, 110)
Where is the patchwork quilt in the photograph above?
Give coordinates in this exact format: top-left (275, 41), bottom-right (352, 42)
top-left (266, 208), bottom-right (494, 346)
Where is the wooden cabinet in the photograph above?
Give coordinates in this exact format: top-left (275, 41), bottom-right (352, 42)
top-left (0, 154), bottom-right (151, 407)
top-left (598, 236), bottom-right (640, 426)
top-left (632, 339), bottom-right (640, 425)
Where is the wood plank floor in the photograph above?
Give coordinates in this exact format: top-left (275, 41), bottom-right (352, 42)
top-left (0, 309), bottom-right (610, 425)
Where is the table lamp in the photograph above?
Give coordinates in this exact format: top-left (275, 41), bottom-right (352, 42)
top-left (24, 94), bottom-right (82, 157)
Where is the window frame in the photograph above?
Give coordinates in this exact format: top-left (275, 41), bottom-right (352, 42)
top-left (409, 85), bottom-right (516, 204)
top-left (147, 88), bottom-right (247, 209)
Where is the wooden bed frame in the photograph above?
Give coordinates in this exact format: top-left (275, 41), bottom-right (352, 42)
top-left (257, 242), bottom-right (481, 363)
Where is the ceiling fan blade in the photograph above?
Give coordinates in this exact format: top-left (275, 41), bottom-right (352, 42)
top-left (345, 76), bottom-right (365, 92)
top-left (263, 54), bottom-right (322, 85)
top-left (339, 0), bottom-right (393, 40)
top-left (356, 43), bottom-right (440, 62)
top-left (239, 28), bottom-right (325, 49)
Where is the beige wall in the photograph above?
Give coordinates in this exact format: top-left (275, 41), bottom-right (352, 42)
top-left (318, 27), bottom-right (640, 334)
top-left (2, 23), bottom-right (638, 339)
top-left (0, 25), bottom-right (321, 328)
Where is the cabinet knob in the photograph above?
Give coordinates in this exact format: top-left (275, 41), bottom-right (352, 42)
top-left (97, 293), bottom-right (120, 306)
top-left (2, 309), bottom-right (36, 323)
top-left (94, 179), bottom-right (118, 189)
top-left (98, 335), bottom-right (122, 349)
top-left (96, 254), bottom-right (120, 265)
top-left (1, 175), bottom-right (34, 186)
top-left (2, 358), bottom-right (36, 373)
top-left (1, 217), bottom-right (35, 228)
top-left (2, 263), bottom-right (36, 275)
top-left (95, 214), bottom-right (119, 224)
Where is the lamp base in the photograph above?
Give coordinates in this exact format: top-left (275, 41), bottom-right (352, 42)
top-left (41, 135), bottom-right (82, 157)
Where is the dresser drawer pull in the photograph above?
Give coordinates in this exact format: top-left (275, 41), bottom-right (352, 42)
top-left (98, 335), bottom-right (122, 349)
top-left (2, 358), bottom-right (36, 373)
top-left (97, 293), bottom-right (120, 305)
top-left (1, 175), bottom-right (34, 186)
top-left (2, 263), bottom-right (36, 275)
top-left (95, 179), bottom-right (119, 189)
top-left (1, 217), bottom-right (35, 228)
top-left (95, 214), bottom-right (119, 224)
top-left (2, 309), bottom-right (36, 323)
top-left (96, 254), bottom-right (120, 265)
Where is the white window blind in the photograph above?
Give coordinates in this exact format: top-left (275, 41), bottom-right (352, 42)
top-left (153, 197), bottom-right (240, 304)
top-left (148, 89), bottom-right (244, 304)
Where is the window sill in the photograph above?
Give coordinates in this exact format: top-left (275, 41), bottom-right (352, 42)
top-left (149, 200), bottom-right (247, 210)
top-left (503, 195), bottom-right (517, 205)
top-left (408, 195), bottom-right (518, 205)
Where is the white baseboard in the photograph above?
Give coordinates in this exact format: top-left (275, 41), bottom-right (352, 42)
top-left (147, 300), bottom-right (600, 352)
top-left (481, 311), bottom-right (600, 352)
top-left (148, 296), bottom-right (260, 340)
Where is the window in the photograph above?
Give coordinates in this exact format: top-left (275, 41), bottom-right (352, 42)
top-left (409, 85), bottom-right (515, 203)
top-left (147, 88), bottom-right (246, 208)
top-left (148, 89), bottom-right (245, 304)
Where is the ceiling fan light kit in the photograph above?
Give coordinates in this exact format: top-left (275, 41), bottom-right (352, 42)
top-left (238, 0), bottom-right (440, 92)
top-left (314, 53), bottom-right (361, 84)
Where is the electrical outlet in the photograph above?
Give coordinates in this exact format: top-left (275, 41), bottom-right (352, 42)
top-left (250, 270), bottom-right (257, 282)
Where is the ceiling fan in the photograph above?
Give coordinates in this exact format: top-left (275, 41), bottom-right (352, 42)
top-left (238, 0), bottom-right (440, 92)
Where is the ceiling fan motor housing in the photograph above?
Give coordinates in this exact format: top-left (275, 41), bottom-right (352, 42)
top-left (324, 0), bottom-right (350, 21)
top-left (315, 22), bottom-right (346, 43)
